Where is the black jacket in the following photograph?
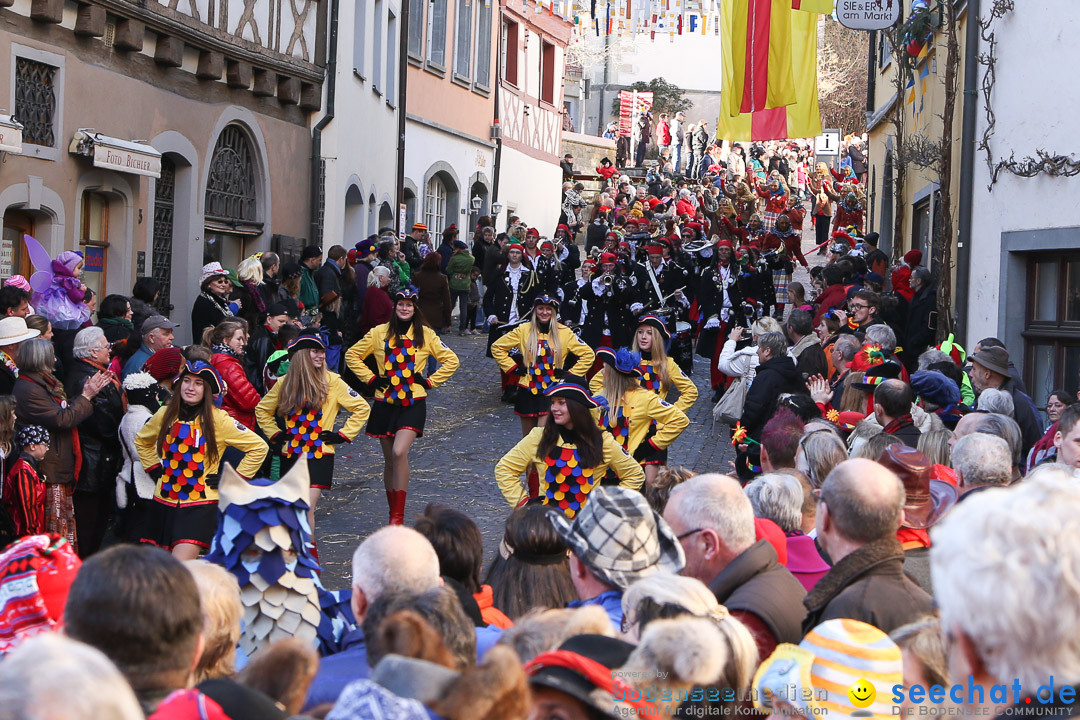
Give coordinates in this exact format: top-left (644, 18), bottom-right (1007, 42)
top-left (792, 338), bottom-right (829, 382)
top-left (64, 359), bottom-right (124, 494)
top-left (903, 284), bottom-right (937, 367)
top-left (710, 540), bottom-right (807, 647)
top-left (578, 272), bottom-right (643, 348)
top-left (741, 355), bottom-right (803, 439)
top-left (802, 537), bottom-right (932, 635)
top-left (585, 221), bottom-right (610, 254)
top-left (191, 294), bottom-right (231, 341)
top-left (998, 377), bottom-right (1043, 458)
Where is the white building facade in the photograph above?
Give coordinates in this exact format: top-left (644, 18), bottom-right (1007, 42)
top-left (965, 0), bottom-right (1080, 407)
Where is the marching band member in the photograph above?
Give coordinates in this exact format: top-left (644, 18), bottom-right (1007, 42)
top-left (345, 288), bottom-right (459, 525)
top-left (136, 361), bottom-right (268, 559)
top-left (492, 295), bottom-right (595, 437)
top-left (698, 238), bottom-right (747, 398)
top-left (483, 242), bottom-right (539, 401)
top-left (495, 376), bottom-right (644, 517)
top-left (594, 348), bottom-right (689, 482)
top-left (256, 329), bottom-right (370, 533)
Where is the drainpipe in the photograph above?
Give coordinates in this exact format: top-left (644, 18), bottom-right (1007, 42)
top-left (310, 0), bottom-right (339, 245)
top-left (491, 2), bottom-right (503, 214)
top-left (955, 0), bottom-right (980, 344)
top-left (395, 0), bottom-right (411, 228)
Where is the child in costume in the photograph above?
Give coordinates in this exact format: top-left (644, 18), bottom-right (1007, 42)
top-left (2, 425), bottom-right (51, 536)
top-left (23, 235), bottom-right (90, 331)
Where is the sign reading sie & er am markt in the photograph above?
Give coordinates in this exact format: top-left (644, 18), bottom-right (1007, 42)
top-left (836, 0), bottom-right (901, 30)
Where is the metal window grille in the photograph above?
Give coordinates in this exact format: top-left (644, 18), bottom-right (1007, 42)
top-left (424, 176), bottom-right (446, 236)
top-left (152, 157), bottom-right (176, 314)
top-left (14, 58), bottom-right (57, 147)
top-left (205, 125), bottom-right (257, 223)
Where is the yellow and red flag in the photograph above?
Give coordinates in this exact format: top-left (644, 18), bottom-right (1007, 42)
top-left (724, 0), bottom-right (797, 115)
top-left (716, 2), bottom-right (824, 141)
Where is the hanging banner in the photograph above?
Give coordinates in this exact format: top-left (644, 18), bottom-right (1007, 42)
top-left (618, 90), bottom-right (653, 138)
top-left (835, 0), bottom-right (901, 30)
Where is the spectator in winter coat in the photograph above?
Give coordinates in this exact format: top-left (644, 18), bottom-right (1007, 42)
top-left (413, 253), bottom-right (452, 331)
top-left (206, 320), bottom-right (261, 430)
top-left (803, 458), bottom-right (932, 634)
top-left (786, 310), bottom-right (829, 381)
top-left (902, 267), bottom-right (937, 370)
top-left (970, 346), bottom-right (1042, 457)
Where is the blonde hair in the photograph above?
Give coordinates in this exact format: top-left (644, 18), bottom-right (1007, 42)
top-left (185, 560), bottom-right (242, 683)
top-left (917, 429), bottom-right (953, 467)
top-left (751, 316), bottom-right (782, 341)
top-left (237, 257), bottom-right (264, 285)
top-left (632, 325), bottom-right (672, 390)
top-left (275, 348), bottom-right (329, 416)
top-left (601, 365), bottom-right (640, 419)
top-left (524, 314), bottom-right (563, 368)
top-left (838, 371), bottom-right (869, 413)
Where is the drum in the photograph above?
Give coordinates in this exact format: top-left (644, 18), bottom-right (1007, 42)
top-left (673, 321), bottom-right (694, 375)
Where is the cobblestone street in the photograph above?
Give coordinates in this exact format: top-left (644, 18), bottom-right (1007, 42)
top-left (316, 224), bottom-right (822, 588)
top-left (317, 333), bottom-right (732, 587)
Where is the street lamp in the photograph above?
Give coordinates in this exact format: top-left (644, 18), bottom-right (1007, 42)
top-left (471, 195), bottom-right (482, 212)
top-left (491, 201), bottom-right (503, 218)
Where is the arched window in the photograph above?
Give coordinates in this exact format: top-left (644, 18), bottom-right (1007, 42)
top-left (152, 156), bottom-right (176, 314)
top-left (424, 175), bottom-right (447, 236)
top-left (205, 125), bottom-right (261, 267)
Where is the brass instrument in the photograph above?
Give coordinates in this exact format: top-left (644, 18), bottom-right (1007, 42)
top-left (602, 273), bottom-right (614, 287)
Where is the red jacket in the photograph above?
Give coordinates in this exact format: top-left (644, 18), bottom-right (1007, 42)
top-left (211, 352), bottom-right (261, 429)
top-left (3, 456), bottom-right (45, 536)
top-left (676, 198), bottom-right (696, 217)
top-left (814, 283), bottom-right (850, 325)
top-left (786, 206), bottom-right (806, 230)
top-left (891, 265), bottom-right (914, 302)
top-left (473, 585), bottom-right (514, 630)
top-left (596, 165), bottom-right (618, 181)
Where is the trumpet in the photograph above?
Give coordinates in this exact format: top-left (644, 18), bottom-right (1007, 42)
top-left (602, 273), bottom-right (614, 287)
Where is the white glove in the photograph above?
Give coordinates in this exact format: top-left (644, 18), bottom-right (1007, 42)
top-left (487, 315), bottom-right (499, 325)
top-left (703, 317), bottom-right (721, 330)
top-left (116, 476), bottom-right (128, 510)
top-left (630, 303), bottom-right (644, 314)
top-left (557, 288), bottom-right (565, 301)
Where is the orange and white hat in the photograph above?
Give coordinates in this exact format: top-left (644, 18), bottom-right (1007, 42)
top-left (753, 619), bottom-right (903, 720)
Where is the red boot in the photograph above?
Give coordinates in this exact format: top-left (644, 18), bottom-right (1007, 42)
top-left (389, 489), bottom-right (407, 525)
top-left (385, 490), bottom-right (394, 524)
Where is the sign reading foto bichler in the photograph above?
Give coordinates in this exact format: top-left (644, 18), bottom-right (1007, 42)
top-left (93, 143), bottom-right (161, 177)
top-left (836, 0), bottom-right (901, 30)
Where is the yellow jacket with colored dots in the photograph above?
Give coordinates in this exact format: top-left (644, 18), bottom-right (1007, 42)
top-left (135, 406), bottom-right (269, 506)
top-left (495, 426), bottom-right (645, 509)
top-left (594, 386), bottom-right (690, 460)
top-left (254, 370), bottom-right (371, 454)
top-left (491, 322), bottom-right (595, 390)
top-left (345, 323), bottom-right (459, 402)
top-left (590, 357), bottom-right (698, 414)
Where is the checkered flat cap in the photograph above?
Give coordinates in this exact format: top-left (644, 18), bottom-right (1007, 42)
top-left (549, 486), bottom-right (684, 590)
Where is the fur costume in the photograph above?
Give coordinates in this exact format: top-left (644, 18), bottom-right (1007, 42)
top-left (205, 458), bottom-right (350, 657)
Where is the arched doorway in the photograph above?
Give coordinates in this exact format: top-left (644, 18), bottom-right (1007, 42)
top-left (403, 187), bottom-right (417, 230)
top-left (344, 184), bottom-right (365, 247)
top-left (378, 202), bottom-right (394, 233)
top-left (204, 124), bottom-right (261, 268)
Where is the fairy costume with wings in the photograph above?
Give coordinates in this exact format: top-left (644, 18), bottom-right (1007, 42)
top-left (22, 235), bottom-right (90, 330)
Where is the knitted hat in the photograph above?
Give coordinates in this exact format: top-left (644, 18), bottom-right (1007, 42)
top-left (3, 275), bottom-right (30, 293)
top-left (16, 425), bottom-right (50, 447)
top-left (123, 371), bottom-right (167, 412)
top-left (753, 619), bottom-right (903, 720)
top-left (506, 243), bottom-right (525, 254)
top-left (0, 535), bottom-right (82, 654)
top-left (142, 347), bottom-right (185, 382)
top-left (935, 333), bottom-right (967, 365)
top-left (301, 245), bottom-right (324, 261)
top-left (54, 250), bottom-right (84, 274)
top-left (904, 249), bottom-right (923, 266)
top-left (355, 237), bottom-right (378, 256)
top-left (412, 222), bottom-right (428, 231)
top-left (910, 370), bottom-right (961, 408)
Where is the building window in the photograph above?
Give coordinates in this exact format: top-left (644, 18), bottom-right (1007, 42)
top-left (539, 39), bottom-right (556, 105)
top-left (80, 191), bottom-right (109, 299)
top-left (911, 196), bottom-right (931, 260)
top-left (501, 20), bottom-right (518, 87)
top-left (1024, 252), bottom-right (1080, 409)
top-left (387, 10), bottom-right (398, 103)
top-left (877, 30), bottom-right (893, 70)
top-left (206, 125), bottom-right (258, 224)
top-left (454, 0), bottom-right (472, 79)
top-left (426, 0), bottom-right (447, 68)
top-left (14, 58), bottom-right (57, 147)
top-left (373, 0), bottom-right (384, 90)
top-left (424, 175), bottom-right (447, 236)
top-left (354, 0), bottom-right (367, 76)
top-left (474, 0), bottom-right (492, 88)
top-left (153, 157), bottom-right (176, 315)
top-left (408, 0), bottom-right (424, 58)
top-left (205, 125), bottom-right (260, 269)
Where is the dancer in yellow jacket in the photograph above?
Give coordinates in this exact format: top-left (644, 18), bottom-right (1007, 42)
top-left (256, 329), bottom-right (370, 533)
top-left (345, 287), bottom-right (459, 524)
top-left (594, 347), bottom-right (689, 484)
top-left (495, 377), bottom-right (644, 517)
top-left (491, 294), bottom-right (595, 436)
top-left (136, 361), bottom-right (268, 560)
top-left (590, 315), bottom-right (697, 483)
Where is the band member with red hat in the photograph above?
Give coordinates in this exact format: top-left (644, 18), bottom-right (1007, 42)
top-left (698, 237), bottom-right (748, 397)
top-left (578, 252), bottom-right (645, 357)
top-left (483, 242), bottom-right (539, 401)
